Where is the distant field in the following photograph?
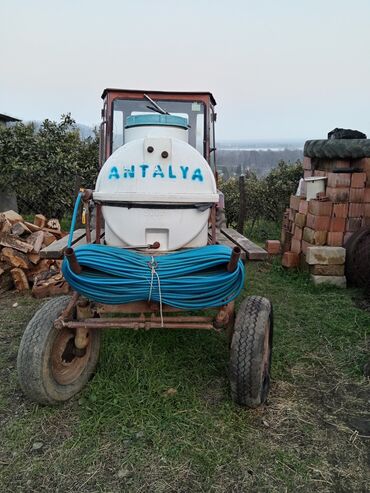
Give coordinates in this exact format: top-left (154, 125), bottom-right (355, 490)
top-left (0, 260), bottom-right (369, 492)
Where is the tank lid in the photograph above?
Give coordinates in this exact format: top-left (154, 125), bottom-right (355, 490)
top-left (125, 114), bottom-right (188, 129)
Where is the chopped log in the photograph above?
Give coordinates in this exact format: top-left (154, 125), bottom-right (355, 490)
top-left (0, 214), bottom-right (12, 234)
top-left (0, 233), bottom-right (33, 253)
top-left (42, 227), bottom-right (64, 238)
top-left (26, 231), bottom-right (44, 253)
top-left (26, 259), bottom-right (53, 282)
top-left (47, 218), bottom-right (61, 231)
top-left (1, 247), bottom-right (31, 269)
top-left (24, 221), bottom-right (42, 232)
top-left (11, 221), bottom-right (31, 236)
top-left (32, 273), bottom-right (69, 299)
top-left (28, 253), bottom-right (41, 264)
top-left (3, 210), bottom-right (23, 224)
top-left (0, 262), bottom-right (13, 292)
top-left (34, 214), bottom-right (47, 228)
top-left (42, 231), bottom-right (57, 246)
top-left (11, 268), bottom-right (30, 291)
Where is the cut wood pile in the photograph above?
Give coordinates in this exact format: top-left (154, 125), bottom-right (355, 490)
top-left (281, 156), bottom-right (370, 286)
top-left (0, 210), bottom-right (70, 297)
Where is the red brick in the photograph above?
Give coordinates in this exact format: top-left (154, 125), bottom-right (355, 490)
top-left (290, 195), bottom-right (301, 211)
top-left (291, 238), bottom-right (301, 254)
top-left (327, 172), bottom-right (351, 188)
top-left (304, 170), bottom-right (313, 179)
top-left (299, 200), bottom-right (308, 214)
top-left (303, 157), bottom-right (312, 170)
top-left (306, 213), bottom-right (331, 231)
top-left (362, 216), bottom-right (370, 226)
top-left (344, 232), bottom-right (353, 244)
top-left (364, 203), bottom-right (370, 217)
top-left (349, 203), bottom-right (364, 217)
top-left (349, 187), bottom-right (365, 203)
top-left (314, 170), bottom-right (327, 177)
top-left (303, 227), bottom-right (315, 244)
top-left (295, 213), bottom-right (306, 228)
top-left (327, 232), bottom-right (344, 246)
top-left (326, 187), bottom-right (349, 202)
top-left (329, 216), bottom-right (346, 233)
top-left (301, 240), bottom-right (311, 255)
top-left (331, 160), bottom-right (351, 169)
top-left (282, 251), bottom-right (299, 268)
top-left (332, 203), bottom-right (348, 218)
top-left (288, 208), bottom-right (296, 221)
top-left (293, 226), bottom-right (303, 240)
top-left (346, 217), bottom-right (362, 232)
top-left (351, 172), bottom-right (366, 188)
top-left (314, 231), bottom-right (327, 246)
top-left (265, 240), bottom-right (281, 255)
top-left (354, 158), bottom-right (370, 184)
top-left (308, 200), bottom-right (333, 216)
top-left (364, 188), bottom-right (370, 203)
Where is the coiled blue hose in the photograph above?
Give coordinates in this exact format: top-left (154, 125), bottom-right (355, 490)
top-left (62, 193), bottom-right (245, 309)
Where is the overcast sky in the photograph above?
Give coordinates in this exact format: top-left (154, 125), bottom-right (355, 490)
top-left (1, 0), bottom-right (370, 140)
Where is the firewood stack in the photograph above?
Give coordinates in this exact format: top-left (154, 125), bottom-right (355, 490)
top-left (0, 210), bottom-right (70, 297)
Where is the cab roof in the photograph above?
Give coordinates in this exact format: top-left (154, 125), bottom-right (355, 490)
top-left (101, 88), bottom-right (216, 106)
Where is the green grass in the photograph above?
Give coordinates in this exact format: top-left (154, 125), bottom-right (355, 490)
top-left (0, 261), bottom-right (369, 492)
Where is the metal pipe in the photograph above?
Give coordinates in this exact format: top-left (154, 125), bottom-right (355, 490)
top-left (65, 247), bottom-right (82, 274)
top-left (95, 203), bottom-right (102, 244)
top-left (83, 200), bottom-right (91, 244)
top-left (227, 246), bottom-right (241, 272)
top-left (62, 320), bottom-right (215, 330)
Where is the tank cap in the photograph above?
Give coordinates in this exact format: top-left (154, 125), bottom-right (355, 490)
top-left (125, 114), bottom-right (188, 129)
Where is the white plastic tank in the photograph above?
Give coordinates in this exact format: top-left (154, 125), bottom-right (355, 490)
top-left (94, 114), bottom-right (219, 251)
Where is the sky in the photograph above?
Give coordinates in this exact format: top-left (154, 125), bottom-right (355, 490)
top-left (1, 0), bottom-right (370, 141)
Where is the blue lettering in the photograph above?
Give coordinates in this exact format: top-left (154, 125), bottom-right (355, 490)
top-left (108, 166), bottom-right (120, 180)
top-left (153, 164), bottom-right (165, 178)
top-left (180, 166), bottom-right (189, 179)
top-left (140, 164), bottom-right (149, 178)
top-left (192, 168), bottom-right (204, 182)
top-left (168, 165), bottom-right (177, 179)
top-left (123, 165), bottom-right (135, 178)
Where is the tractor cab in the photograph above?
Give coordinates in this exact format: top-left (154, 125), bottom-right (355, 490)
top-left (100, 88), bottom-right (217, 172)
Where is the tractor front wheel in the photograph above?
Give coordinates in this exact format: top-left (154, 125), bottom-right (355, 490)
top-left (229, 296), bottom-right (273, 407)
top-left (17, 296), bottom-right (100, 405)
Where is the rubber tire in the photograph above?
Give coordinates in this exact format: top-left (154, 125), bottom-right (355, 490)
top-left (304, 139), bottom-right (370, 160)
top-left (17, 296), bottom-right (101, 405)
top-left (229, 296), bottom-right (273, 408)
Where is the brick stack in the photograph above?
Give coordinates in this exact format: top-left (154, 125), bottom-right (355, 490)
top-left (281, 156), bottom-right (370, 284)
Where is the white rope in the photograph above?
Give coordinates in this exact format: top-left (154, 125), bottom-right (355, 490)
top-left (148, 256), bottom-right (164, 327)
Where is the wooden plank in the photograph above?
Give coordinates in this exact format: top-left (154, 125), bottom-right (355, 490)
top-left (72, 230), bottom-right (105, 248)
top-left (40, 228), bottom-right (86, 259)
top-left (221, 228), bottom-right (268, 261)
top-left (214, 231), bottom-right (246, 261)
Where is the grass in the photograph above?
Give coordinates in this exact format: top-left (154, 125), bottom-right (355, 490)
top-left (0, 260), bottom-right (369, 492)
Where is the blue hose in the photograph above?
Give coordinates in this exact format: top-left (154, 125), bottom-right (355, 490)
top-left (62, 193), bottom-right (245, 309)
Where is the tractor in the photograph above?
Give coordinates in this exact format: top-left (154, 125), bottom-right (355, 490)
top-left (17, 89), bottom-right (273, 407)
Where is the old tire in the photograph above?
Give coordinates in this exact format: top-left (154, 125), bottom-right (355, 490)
top-left (229, 296), bottom-right (273, 408)
top-left (304, 139), bottom-right (370, 160)
top-left (17, 296), bottom-right (101, 405)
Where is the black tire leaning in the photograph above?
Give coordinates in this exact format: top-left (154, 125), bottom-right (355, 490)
top-left (229, 296), bottom-right (273, 408)
top-left (17, 296), bottom-right (101, 405)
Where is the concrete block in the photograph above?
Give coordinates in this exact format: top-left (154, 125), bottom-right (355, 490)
top-left (306, 246), bottom-right (346, 265)
top-left (311, 275), bottom-right (347, 288)
top-left (310, 264), bottom-right (345, 276)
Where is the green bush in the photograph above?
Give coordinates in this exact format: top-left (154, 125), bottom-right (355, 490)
top-left (0, 115), bottom-right (99, 218)
top-left (219, 161), bottom-right (303, 231)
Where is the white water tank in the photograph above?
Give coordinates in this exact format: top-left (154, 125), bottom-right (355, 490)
top-left (94, 114), bottom-right (219, 251)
